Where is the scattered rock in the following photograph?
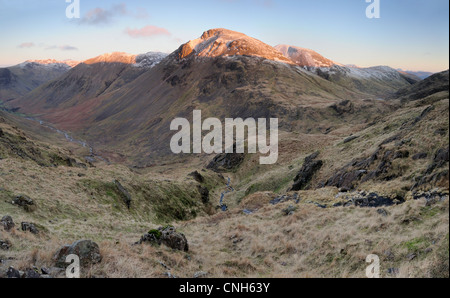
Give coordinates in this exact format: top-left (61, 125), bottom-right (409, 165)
top-left (412, 189), bottom-right (449, 206)
top-left (291, 152), bottom-right (323, 191)
top-left (243, 209), bottom-right (254, 215)
top-left (406, 253), bottom-right (417, 261)
top-left (393, 150), bottom-right (410, 159)
top-left (138, 226), bottom-right (189, 252)
top-left (1, 215), bottom-right (15, 231)
top-left (54, 240), bottom-right (102, 268)
top-left (0, 239), bottom-right (11, 250)
top-left (6, 267), bottom-right (21, 278)
top-left (334, 191), bottom-right (404, 208)
top-left (12, 195), bottom-right (36, 212)
top-left (21, 222), bottom-right (39, 234)
top-left (23, 268), bottom-right (40, 279)
top-left (194, 271), bottom-right (209, 278)
top-left (377, 208), bottom-right (389, 217)
top-left (270, 193), bottom-right (299, 205)
top-left (387, 268), bottom-right (399, 276)
top-left (434, 128), bottom-right (448, 136)
top-left (282, 205), bottom-right (297, 216)
top-left (384, 250), bottom-right (395, 261)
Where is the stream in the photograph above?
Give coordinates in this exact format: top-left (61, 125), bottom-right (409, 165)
top-left (219, 177), bottom-right (234, 211)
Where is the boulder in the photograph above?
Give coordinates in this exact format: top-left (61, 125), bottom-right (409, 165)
top-left (0, 239), bottom-right (11, 250)
top-left (6, 267), bottom-right (21, 278)
top-left (1, 215), bottom-right (15, 231)
top-left (138, 226), bottom-right (189, 252)
top-left (21, 222), bottom-right (39, 234)
top-left (160, 226), bottom-right (189, 252)
top-left (53, 240), bottom-right (102, 268)
top-left (12, 195), bottom-right (36, 212)
top-left (23, 268), bottom-right (40, 279)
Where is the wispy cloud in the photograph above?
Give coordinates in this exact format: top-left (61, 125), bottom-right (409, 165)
top-left (125, 25), bottom-right (171, 38)
top-left (79, 3), bottom-right (127, 25)
top-left (45, 45), bottom-right (79, 51)
top-left (78, 3), bottom-right (149, 25)
top-left (18, 42), bottom-right (35, 48)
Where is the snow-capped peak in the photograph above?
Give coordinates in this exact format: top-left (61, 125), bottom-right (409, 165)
top-left (275, 45), bottom-right (341, 68)
top-left (83, 51), bottom-right (167, 68)
top-left (133, 52), bottom-right (168, 68)
top-left (18, 59), bottom-right (80, 69)
top-left (176, 28), bottom-right (295, 65)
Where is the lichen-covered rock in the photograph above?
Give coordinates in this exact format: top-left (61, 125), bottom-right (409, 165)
top-left (138, 226), bottom-right (189, 252)
top-left (53, 240), bottom-right (102, 268)
top-left (12, 195), bottom-right (36, 212)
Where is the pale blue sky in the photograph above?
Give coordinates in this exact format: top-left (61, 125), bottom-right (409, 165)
top-left (0, 0), bottom-right (448, 72)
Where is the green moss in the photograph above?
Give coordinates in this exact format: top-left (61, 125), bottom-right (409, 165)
top-left (403, 237), bottom-right (431, 253)
top-left (148, 229), bottom-right (162, 239)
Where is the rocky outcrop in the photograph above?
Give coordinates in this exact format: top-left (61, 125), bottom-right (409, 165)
top-left (290, 152), bottom-right (323, 191)
top-left (137, 226), bottom-right (189, 252)
top-left (198, 185), bottom-right (210, 204)
top-left (53, 240), bottom-right (102, 268)
top-left (333, 191), bottom-right (405, 208)
top-left (206, 147), bottom-right (245, 173)
top-left (189, 171), bottom-right (204, 183)
top-left (114, 179), bottom-right (132, 209)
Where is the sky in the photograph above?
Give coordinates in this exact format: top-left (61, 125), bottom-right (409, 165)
top-left (0, 0), bottom-right (448, 72)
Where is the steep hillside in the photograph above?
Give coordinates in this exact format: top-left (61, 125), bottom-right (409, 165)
top-left (0, 72), bottom-right (448, 278)
top-left (6, 30), bottom-right (396, 165)
top-left (9, 52), bottom-right (167, 131)
top-left (0, 60), bottom-right (77, 102)
top-left (394, 70), bottom-right (449, 102)
top-left (275, 44), bottom-right (339, 67)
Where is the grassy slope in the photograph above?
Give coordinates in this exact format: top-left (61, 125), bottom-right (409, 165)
top-left (0, 89), bottom-right (448, 278)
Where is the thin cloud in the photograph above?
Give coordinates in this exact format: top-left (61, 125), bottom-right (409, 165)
top-left (18, 42), bottom-right (35, 48)
top-left (79, 3), bottom-right (127, 25)
top-left (45, 45), bottom-right (78, 51)
top-left (125, 25), bottom-right (171, 38)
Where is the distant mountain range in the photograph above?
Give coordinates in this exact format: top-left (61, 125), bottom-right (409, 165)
top-left (397, 69), bottom-right (435, 80)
